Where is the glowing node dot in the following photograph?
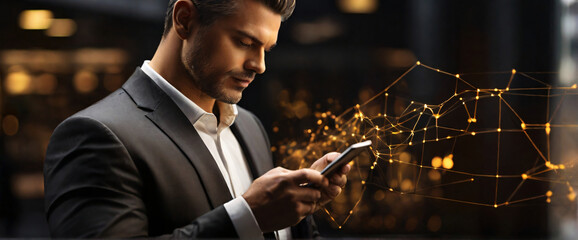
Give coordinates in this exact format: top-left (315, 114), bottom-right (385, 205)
top-left (389, 188), bottom-right (394, 192)
top-left (338, 226), bottom-right (342, 229)
top-left (389, 159), bottom-right (393, 163)
top-left (491, 94), bottom-right (495, 97)
top-left (385, 92), bottom-right (389, 96)
top-left (512, 69), bottom-right (517, 74)
top-left (416, 61), bottom-right (421, 65)
top-left (459, 98), bottom-right (463, 101)
top-left (494, 204), bottom-right (498, 208)
top-left (424, 104), bottom-right (428, 108)
top-left (355, 104), bottom-right (360, 109)
top-left (436, 138), bottom-right (439, 141)
top-left (522, 174), bottom-right (528, 180)
top-left (431, 156), bottom-right (442, 168)
top-left (572, 84), bottom-right (577, 89)
top-left (446, 136), bottom-right (451, 139)
top-left (361, 181), bottom-right (366, 185)
top-left (409, 142), bottom-right (413, 146)
top-left (422, 140), bottom-right (426, 143)
top-left (471, 132), bottom-right (476, 136)
top-left (506, 87), bottom-right (510, 91)
top-left (546, 191), bottom-right (553, 197)
top-left (521, 122), bottom-right (526, 130)
top-left (477, 89), bottom-right (480, 92)
top-left (370, 166), bottom-right (374, 170)
top-left (470, 178), bottom-right (474, 182)
top-left (494, 88), bottom-right (498, 91)
top-left (546, 198), bottom-right (551, 203)
top-left (434, 114), bottom-right (440, 119)
top-left (437, 69), bottom-right (440, 72)
top-left (455, 74), bottom-right (460, 78)
top-left (497, 128), bottom-right (501, 132)
top-left (442, 155), bottom-right (454, 169)
top-left (495, 175), bottom-right (500, 178)
top-left (475, 96), bottom-right (480, 100)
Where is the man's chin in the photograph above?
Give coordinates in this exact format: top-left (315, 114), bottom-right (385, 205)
top-left (218, 92), bottom-right (242, 104)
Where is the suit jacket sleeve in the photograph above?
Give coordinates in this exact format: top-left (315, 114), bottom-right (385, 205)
top-left (44, 116), bottom-right (238, 238)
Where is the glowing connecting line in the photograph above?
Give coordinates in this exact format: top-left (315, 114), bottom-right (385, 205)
top-left (279, 61), bottom-right (578, 229)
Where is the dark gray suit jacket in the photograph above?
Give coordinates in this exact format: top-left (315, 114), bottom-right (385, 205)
top-left (44, 68), bottom-right (317, 238)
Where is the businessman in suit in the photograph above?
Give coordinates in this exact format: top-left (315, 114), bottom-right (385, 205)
top-left (44, 0), bottom-right (350, 238)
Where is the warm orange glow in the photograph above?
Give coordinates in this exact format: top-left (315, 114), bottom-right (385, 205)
top-left (431, 156), bottom-right (442, 168)
top-left (35, 73), bottom-right (58, 94)
top-left (522, 174), bottom-right (528, 180)
top-left (73, 69), bottom-right (98, 93)
top-left (5, 69), bottom-right (32, 95)
top-left (2, 115), bottom-right (19, 136)
top-left (568, 192), bottom-right (576, 202)
top-left (19, 10), bottom-right (53, 30)
top-left (338, 0), bottom-right (378, 14)
top-left (442, 154), bottom-right (454, 169)
top-left (46, 18), bottom-right (77, 37)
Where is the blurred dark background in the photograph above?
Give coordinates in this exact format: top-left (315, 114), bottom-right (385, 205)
top-left (1, 0), bottom-right (577, 238)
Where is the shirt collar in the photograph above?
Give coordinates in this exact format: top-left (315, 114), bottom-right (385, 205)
top-left (140, 60), bottom-right (238, 127)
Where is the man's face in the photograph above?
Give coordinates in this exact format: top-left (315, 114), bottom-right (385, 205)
top-left (183, 0), bottom-right (282, 104)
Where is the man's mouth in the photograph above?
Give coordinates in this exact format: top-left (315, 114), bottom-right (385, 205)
top-left (233, 77), bottom-right (252, 88)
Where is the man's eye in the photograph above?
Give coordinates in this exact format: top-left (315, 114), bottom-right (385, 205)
top-left (239, 40), bottom-right (253, 48)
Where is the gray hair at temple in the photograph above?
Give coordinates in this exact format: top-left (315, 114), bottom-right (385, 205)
top-left (162, 0), bottom-right (296, 37)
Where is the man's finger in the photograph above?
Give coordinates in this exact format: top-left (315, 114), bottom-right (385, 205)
top-left (322, 152), bottom-right (341, 164)
top-left (291, 187), bottom-right (322, 203)
top-left (289, 169), bottom-right (326, 186)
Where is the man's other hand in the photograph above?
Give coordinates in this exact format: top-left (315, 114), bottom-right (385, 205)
top-left (243, 167), bottom-right (328, 232)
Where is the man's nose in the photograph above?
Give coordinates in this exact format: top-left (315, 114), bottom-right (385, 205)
top-left (244, 50), bottom-right (266, 74)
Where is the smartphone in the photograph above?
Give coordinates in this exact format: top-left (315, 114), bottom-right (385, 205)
top-left (319, 140), bottom-right (372, 176)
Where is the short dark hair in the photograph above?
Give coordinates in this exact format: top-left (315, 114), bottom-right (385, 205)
top-left (162, 0), bottom-right (296, 37)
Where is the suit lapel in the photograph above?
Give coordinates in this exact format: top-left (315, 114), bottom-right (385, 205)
top-left (122, 68), bottom-right (232, 208)
top-left (230, 109), bottom-right (274, 179)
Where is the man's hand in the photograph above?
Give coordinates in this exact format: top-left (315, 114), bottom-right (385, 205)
top-left (310, 152), bottom-right (351, 210)
top-left (243, 167), bottom-right (328, 232)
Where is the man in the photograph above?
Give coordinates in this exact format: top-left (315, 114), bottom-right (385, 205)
top-left (44, 0), bottom-right (350, 238)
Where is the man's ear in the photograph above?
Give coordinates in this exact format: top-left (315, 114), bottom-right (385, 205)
top-left (173, 0), bottom-right (197, 40)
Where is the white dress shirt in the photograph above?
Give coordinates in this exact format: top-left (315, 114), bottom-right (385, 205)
top-left (141, 61), bottom-right (291, 239)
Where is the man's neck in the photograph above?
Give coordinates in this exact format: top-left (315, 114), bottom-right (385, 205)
top-left (149, 35), bottom-right (216, 113)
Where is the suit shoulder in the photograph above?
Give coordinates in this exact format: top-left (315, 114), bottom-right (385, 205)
top-left (73, 89), bottom-right (135, 120)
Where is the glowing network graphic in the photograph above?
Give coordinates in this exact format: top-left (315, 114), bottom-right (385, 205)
top-left (279, 61), bottom-right (578, 229)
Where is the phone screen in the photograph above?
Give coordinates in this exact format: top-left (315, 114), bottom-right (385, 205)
top-left (319, 140), bottom-right (372, 176)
